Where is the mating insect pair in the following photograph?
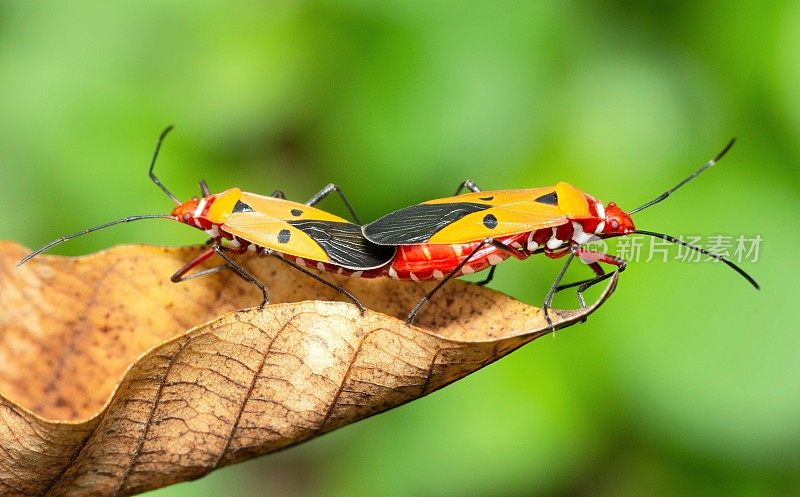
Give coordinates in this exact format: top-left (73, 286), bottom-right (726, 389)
top-left (19, 127), bottom-right (759, 326)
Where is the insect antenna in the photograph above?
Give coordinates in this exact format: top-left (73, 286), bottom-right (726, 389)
top-left (629, 138), bottom-right (736, 215)
top-left (18, 127), bottom-right (189, 266)
top-left (633, 229), bottom-right (759, 289)
top-left (149, 125), bottom-right (181, 205)
top-left (18, 214), bottom-right (171, 266)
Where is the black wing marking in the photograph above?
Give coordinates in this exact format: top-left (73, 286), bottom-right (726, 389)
top-left (534, 192), bottom-right (558, 205)
top-left (362, 202), bottom-right (490, 244)
top-left (287, 220), bottom-right (395, 270)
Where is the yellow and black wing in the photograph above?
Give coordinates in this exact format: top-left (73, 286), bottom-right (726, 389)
top-left (363, 188), bottom-right (570, 245)
top-left (221, 192), bottom-right (394, 269)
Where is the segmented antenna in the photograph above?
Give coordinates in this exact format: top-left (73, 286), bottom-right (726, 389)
top-left (18, 126), bottom-right (181, 265)
top-left (630, 139), bottom-right (736, 215)
top-left (633, 229), bottom-right (759, 289)
top-left (18, 215), bottom-right (169, 266)
top-left (149, 125), bottom-right (180, 205)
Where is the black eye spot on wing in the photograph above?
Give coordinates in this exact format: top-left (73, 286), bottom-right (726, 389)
top-left (278, 229), bottom-right (291, 244)
top-left (290, 208), bottom-right (303, 217)
top-left (479, 196), bottom-right (494, 201)
top-left (535, 192), bottom-right (558, 205)
top-left (483, 214), bottom-right (498, 229)
top-left (233, 200), bottom-right (254, 213)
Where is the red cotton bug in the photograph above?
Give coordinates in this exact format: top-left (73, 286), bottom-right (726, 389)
top-left (362, 139), bottom-right (760, 325)
top-left (18, 126), bottom-right (396, 311)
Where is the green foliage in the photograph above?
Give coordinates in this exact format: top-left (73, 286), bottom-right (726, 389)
top-left (1, 1), bottom-right (797, 495)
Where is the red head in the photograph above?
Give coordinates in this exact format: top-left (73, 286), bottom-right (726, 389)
top-left (601, 202), bottom-right (635, 235)
top-left (170, 197), bottom-right (200, 226)
top-left (553, 182), bottom-right (635, 237)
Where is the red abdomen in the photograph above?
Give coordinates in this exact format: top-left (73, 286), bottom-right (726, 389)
top-left (386, 232), bottom-right (532, 281)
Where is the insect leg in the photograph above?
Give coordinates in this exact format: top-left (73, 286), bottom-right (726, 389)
top-left (170, 246), bottom-right (217, 283)
top-left (268, 253), bottom-right (366, 313)
top-left (473, 242), bottom-right (527, 285)
top-left (176, 264), bottom-right (232, 282)
top-left (406, 238), bottom-right (518, 324)
top-left (199, 179), bottom-right (211, 197)
top-left (475, 266), bottom-right (496, 286)
top-left (211, 244), bottom-right (270, 308)
top-left (453, 179), bottom-right (482, 195)
top-left (555, 251), bottom-right (626, 294)
top-left (574, 266), bottom-right (625, 309)
top-left (305, 183), bottom-right (362, 224)
top-left (542, 248), bottom-right (578, 332)
top-left (551, 249), bottom-right (626, 323)
top-left (170, 244), bottom-right (248, 283)
top-left (554, 263), bottom-right (604, 293)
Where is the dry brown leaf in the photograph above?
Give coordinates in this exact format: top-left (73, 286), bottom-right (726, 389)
top-left (0, 241), bottom-right (617, 496)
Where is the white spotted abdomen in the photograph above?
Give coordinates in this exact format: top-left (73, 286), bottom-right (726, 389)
top-left (386, 233), bottom-right (530, 282)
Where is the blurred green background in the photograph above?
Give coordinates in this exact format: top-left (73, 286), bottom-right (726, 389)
top-left (1, 1), bottom-right (799, 496)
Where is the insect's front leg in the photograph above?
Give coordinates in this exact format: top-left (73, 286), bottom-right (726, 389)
top-left (555, 248), bottom-right (627, 309)
top-left (211, 244), bottom-right (270, 309)
top-left (543, 245), bottom-right (571, 259)
top-left (170, 240), bottom-right (252, 284)
top-left (170, 246), bottom-right (217, 283)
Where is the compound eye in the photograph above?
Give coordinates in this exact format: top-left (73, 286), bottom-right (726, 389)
top-left (183, 213), bottom-right (191, 222)
top-left (610, 219), bottom-right (620, 230)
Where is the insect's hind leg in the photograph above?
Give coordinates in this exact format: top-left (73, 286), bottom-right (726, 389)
top-left (305, 183), bottom-right (362, 224)
top-left (406, 238), bottom-right (517, 325)
top-left (269, 254), bottom-right (366, 313)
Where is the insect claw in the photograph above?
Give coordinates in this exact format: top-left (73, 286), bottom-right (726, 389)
top-left (577, 290), bottom-right (587, 309)
top-left (543, 306), bottom-right (556, 333)
top-left (406, 300), bottom-right (424, 325)
top-left (343, 290), bottom-right (366, 314)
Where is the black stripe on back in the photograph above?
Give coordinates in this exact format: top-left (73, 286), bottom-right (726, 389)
top-left (287, 220), bottom-right (395, 270)
top-left (362, 202), bottom-right (490, 244)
